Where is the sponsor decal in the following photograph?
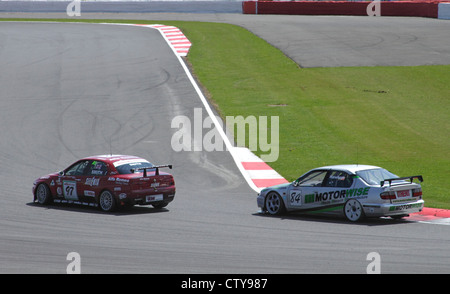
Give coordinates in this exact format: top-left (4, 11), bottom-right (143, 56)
top-left (84, 190), bottom-right (95, 197)
top-left (115, 178), bottom-right (129, 184)
top-left (389, 203), bottom-right (422, 211)
top-left (305, 187), bottom-right (370, 204)
top-left (397, 190), bottom-right (410, 198)
top-left (90, 170), bottom-right (103, 175)
top-left (85, 177), bottom-right (99, 187)
top-left (146, 194), bottom-right (163, 202)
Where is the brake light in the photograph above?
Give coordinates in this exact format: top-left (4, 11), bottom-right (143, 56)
top-left (412, 188), bottom-right (422, 198)
top-left (380, 191), bottom-right (396, 200)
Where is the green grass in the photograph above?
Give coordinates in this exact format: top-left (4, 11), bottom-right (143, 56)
top-left (2, 19), bottom-right (449, 209)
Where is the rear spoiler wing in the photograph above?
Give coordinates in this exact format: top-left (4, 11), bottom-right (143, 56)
top-left (380, 175), bottom-right (423, 187)
top-left (134, 164), bottom-right (173, 177)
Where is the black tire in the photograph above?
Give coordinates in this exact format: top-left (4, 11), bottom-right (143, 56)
top-left (265, 192), bottom-right (286, 215)
top-left (343, 199), bottom-right (364, 222)
top-left (152, 202), bottom-right (168, 209)
top-left (391, 214), bottom-right (409, 220)
top-left (99, 190), bottom-right (116, 212)
top-left (35, 183), bottom-right (52, 205)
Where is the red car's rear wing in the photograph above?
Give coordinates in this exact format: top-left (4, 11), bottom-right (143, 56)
top-left (380, 175), bottom-right (423, 187)
top-left (132, 164), bottom-right (173, 177)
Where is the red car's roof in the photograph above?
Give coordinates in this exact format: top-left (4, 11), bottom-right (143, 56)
top-left (82, 155), bottom-right (148, 165)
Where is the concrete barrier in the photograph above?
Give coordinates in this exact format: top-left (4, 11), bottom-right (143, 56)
top-left (0, 1), bottom-right (243, 13)
top-left (242, 1), bottom-right (440, 18)
top-left (438, 2), bottom-right (450, 19)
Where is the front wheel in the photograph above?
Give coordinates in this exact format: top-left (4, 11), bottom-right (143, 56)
top-left (36, 183), bottom-right (52, 205)
top-left (343, 199), bottom-right (364, 222)
top-left (99, 190), bottom-right (116, 212)
top-left (265, 192), bottom-right (286, 215)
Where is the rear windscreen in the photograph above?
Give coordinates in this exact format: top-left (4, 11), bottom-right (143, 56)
top-left (115, 161), bottom-right (154, 175)
top-left (356, 168), bottom-right (398, 185)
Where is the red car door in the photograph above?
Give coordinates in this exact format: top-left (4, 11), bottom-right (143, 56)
top-left (60, 160), bottom-right (90, 202)
top-left (79, 160), bottom-right (109, 203)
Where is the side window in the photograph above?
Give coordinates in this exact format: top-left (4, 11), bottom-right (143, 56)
top-left (298, 170), bottom-right (328, 187)
top-left (86, 161), bottom-right (108, 176)
top-left (65, 160), bottom-right (90, 176)
top-left (325, 171), bottom-right (353, 188)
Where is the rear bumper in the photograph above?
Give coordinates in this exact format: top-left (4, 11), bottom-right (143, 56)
top-left (123, 193), bottom-right (175, 206)
top-left (363, 199), bottom-right (424, 217)
top-left (119, 188), bottom-right (176, 206)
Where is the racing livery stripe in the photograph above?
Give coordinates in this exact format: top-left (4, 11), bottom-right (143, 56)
top-left (300, 204), bottom-right (344, 214)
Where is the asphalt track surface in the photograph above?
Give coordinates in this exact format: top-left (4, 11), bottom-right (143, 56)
top-left (0, 14), bottom-right (450, 274)
top-left (3, 11), bottom-right (450, 67)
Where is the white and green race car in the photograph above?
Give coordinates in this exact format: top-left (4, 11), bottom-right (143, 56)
top-left (257, 164), bottom-right (424, 222)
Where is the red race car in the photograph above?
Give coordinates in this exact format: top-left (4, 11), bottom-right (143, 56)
top-left (33, 155), bottom-right (175, 212)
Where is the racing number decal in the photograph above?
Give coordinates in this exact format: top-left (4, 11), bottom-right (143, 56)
top-left (63, 180), bottom-right (78, 200)
top-left (290, 191), bottom-right (302, 206)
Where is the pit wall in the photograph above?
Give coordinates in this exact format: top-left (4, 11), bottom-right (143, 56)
top-left (242, 1), bottom-right (450, 19)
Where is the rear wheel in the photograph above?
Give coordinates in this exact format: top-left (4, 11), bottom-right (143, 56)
top-left (36, 183), bottom-right (52, 205)
top-left (344, 199), bottom-right (364, 222)
top-left (265, 192), bottom-right (285, 215)
top-left (152, 202), bottom-right (168, 209)
top-left (391, 214), bottom-right (409, 220)
top-left (99, 190), bottom-right (116, 212)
